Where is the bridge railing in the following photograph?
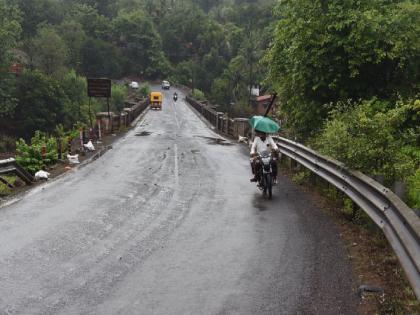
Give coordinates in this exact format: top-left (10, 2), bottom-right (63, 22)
top-left (0, 158), bottom-right (34, 185)
top-left (185, 95), bottom-right (420, 300)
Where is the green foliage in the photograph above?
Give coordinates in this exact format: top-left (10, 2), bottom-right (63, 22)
top-left (0, 176), bottom-right (17, 196)
top-left (0, 0), bottom-right (21, 62)
top-left (292, 171), bottom-right (309, 185)
top-left (314, 98), bottom-right (420, 194)
top-left (16, 131), bottom-right (58, 174)
top-left (61, 70), bottom-right (90, 127)
top-left (171, 61), bottom-right (194, 87)
top-left (12, 70), bottom-right (68, 139)
top-left (267, 0), bottom-right (420, 138)
top-left (32, 25), bottom-right (69, 77)
top-left (58, 20), bottom-right (87, 69)
top-left (2, 0), bottom-right (279, 151)
top-left (138, 83), bottom-right (151, 98)
top-left (113, 9), bottom-right (169, 78)
top-left (111, 84), bottom-right (128, 112)
top-left (407, 169), bottom-right (420, 209)
top-left (0, 0), bottom-right (21, 118)
top-left (230, 102), bottom-right (254, 117)
top-left (14, 0), bottom-right (63, 37)
top-left (80, 38), bottom-right (123, 77)
top-left (66, 3), bottom-right (111, 39)
top-left (192, 89), bottom-right (206, 101)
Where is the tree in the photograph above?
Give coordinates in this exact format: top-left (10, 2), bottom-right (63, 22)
top-left (66, 3), bottom-right (111, 40)
top-left (0, 0), bottom-right (21, 120)
top-left (314, 98), bottom-right (420, 185)
top-left (58, 20), bottom-right (87, 70)
top-left (111, 84), bottom-right (127, 112)
top-left (32, 25), bottom-right (68, 77)
top-left (80, 38), bottom-right (123, 77)
top-left (14, 0), bottom-right (63, 37)
top-left (266, 0), bottom-right (420, 138)
top-left (12, 70), bottom-right (68, 139)
top-left (60, 70), bottom-right (89, 127)
top-left (113, 10), bottom-right (169, 78)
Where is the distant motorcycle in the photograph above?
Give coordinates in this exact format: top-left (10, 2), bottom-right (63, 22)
top-left (173, 94), bottom-right (178, 102)
top-left (254, 150), bottom-right (275, 198)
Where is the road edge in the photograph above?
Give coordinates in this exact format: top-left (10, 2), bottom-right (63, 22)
top-left (0, 108), bottom-right (149, 210)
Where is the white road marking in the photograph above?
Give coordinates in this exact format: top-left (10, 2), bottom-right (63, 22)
top-left (171, 100), bottom-right (181, 129)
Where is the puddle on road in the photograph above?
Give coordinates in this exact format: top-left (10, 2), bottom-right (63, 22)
top-left (194, 135), bottom-right (233, 146)
top-left (135, 131), bottom-right (152, 136)
top-left (253, 198), bottom-right (268, 212)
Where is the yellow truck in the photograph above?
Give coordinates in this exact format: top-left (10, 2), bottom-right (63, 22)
top-left (150, 91), bottom-right (163, 110)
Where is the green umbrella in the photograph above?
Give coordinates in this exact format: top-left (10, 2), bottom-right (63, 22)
top-left (249, 115), bottom-right (280, 133)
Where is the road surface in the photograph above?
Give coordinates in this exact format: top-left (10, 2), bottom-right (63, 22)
top-left (0, 88), bottom-right (358, 314)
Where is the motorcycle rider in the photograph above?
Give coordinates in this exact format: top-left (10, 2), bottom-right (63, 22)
top-left (173, 92), bottom-right (178, 101)
top-left (250, 130), bottom-right (279, 184)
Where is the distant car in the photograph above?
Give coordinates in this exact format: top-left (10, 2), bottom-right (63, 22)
top-left (161, 80), bottom-right (170, 90)
top-left (129, 81), bottom-right (139, 89)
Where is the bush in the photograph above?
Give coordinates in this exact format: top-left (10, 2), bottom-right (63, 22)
top-left (16, 131), bottom-right (58, 174)
top-left (407, 169), bottom-right (420, 209)
top-left (111, 84), bottom-right (128, 113)
top-left (139, 84), bottom-right (150, 99)
top-left (0, 176), bottom-right (16, 196)
top-left (192, 89), bottom-right (206, 101)
top-left (314, 98), bottom-right (420, 185)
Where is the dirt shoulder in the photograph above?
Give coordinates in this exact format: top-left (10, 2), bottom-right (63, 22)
top-left (280, 167), bottom-right (420, 314)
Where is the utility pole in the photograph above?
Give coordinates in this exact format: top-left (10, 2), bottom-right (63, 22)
top-left (264, 93), bottom-right (277, 117)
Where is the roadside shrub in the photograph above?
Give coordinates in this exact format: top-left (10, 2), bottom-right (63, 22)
top-left (314, 98), bottom-right (420, 185)
top-left (231, 102), bottom-right (254, 118)
top-left (192, 89), bottom-right (206, 101)
top-left (292, 170), bottom-right (309, 185)
top-left (407, 168), bottom-right (420, 209)
top-left (16, 131), bottom-right (58, 174)
top-left (139, 84), bottom-right (150, 98)
top-left (0, 176), bottom-right (16, 196)
top-left (111, 84), bottom-right (128, 113)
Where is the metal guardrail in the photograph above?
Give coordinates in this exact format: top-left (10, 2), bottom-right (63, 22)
top-left (0, 158), bottom-right (34, 185)
top-left (275, 137), bottom-right (420, 299)
top-left (184, 94), bottom-right (420, 299)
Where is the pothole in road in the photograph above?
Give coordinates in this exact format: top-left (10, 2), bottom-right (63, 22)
top-left (194, 136), bottom-right (233, 146)
top-left (135, 131), bottom-right (152, 136)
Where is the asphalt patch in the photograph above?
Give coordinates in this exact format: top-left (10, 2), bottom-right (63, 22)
top-left (135, 131), bottom-right (152, 137)
top-left (195, 136), bottom-right (233, 146)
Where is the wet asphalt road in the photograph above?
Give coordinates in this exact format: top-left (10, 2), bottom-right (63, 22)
top-left (0, 89), bottom-right (358, 314)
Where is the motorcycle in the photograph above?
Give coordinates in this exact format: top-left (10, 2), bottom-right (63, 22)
top-left (173, 94), bottom-right (178, 102)
top-left (255, 150), bottom-right (275, 198)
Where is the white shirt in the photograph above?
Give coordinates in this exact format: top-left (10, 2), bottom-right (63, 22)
top-left (250, 136), bottom-right (278, 155)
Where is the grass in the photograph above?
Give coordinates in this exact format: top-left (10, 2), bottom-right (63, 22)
top-left (0, 175), bottom-right (17, 196)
